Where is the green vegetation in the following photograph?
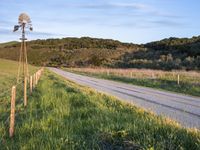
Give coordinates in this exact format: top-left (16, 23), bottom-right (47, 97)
top-left (0, 69), bottom-right (200, 149)
top-left (0, 59), bottom-right (38, 93)
top-left (0, 36), bottom-right (200, 70)
top-left (0, 41), bottom-right (18, 48)
top-left (0, 37), bottom-right (139, 67)
top-left (65, 68), bottom-right (200, 97)
top-left (0, 59), bottom-right (38, 148)
top-left (119, 37), bottom-right (200, 70)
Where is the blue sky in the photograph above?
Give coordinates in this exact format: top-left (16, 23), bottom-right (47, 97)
top-left (0, 0), bottom-right (200, 44)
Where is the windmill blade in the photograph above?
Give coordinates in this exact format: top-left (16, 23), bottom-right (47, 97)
top-left (14, 13), bottom-right (33, 35)
top-left (18, 13), bottom-right (31, 25)
top-left (13, 25), bottom-right (20, 32)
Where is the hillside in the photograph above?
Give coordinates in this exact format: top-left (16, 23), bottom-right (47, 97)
top-left (0, 36), bottom-right (199, 70)
top-left (116, 36), bottom-right (200, 70)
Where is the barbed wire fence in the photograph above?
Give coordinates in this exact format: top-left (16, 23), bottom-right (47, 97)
top-left (0, 68), bottom-right (44, 141)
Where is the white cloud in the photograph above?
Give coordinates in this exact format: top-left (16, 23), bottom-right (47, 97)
top-left (110, 2), bottom-right (150, 10)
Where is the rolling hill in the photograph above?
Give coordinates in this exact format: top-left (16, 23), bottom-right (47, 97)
top-left (0, 36), bottom-right (199, 70)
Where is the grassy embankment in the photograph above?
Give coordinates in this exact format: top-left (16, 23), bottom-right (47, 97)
top-left (64, 68), bottom-right (200, 97)
top-left (0, 59), bottom-right (38, 93)
top-left (0, 59), bottom-right (38, 145)
top-left (0, 64), bottom-right (200, 149)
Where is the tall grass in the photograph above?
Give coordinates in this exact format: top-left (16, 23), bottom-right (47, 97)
top-left (66, 68), bottom-right (200, 97)
top-left (1, 70), bottom-right (199, 149)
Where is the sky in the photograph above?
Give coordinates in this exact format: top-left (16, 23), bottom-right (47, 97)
top-left (0, 0), bottom-right (200, 44)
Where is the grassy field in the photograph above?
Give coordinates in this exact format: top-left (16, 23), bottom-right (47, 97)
top-left (0, 59), bottom-right (38, 145)
top-left (0, 68), bottom-right (200, 149)
top-left (65, 68), bottom-right (200, 97)
top-left (0, 59), bottom-right (38, 93)
top-left (0, 59), bottom-right (38, 117)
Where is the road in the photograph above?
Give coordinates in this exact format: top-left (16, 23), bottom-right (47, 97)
top-left (49, 68), bottom-right (200, 129)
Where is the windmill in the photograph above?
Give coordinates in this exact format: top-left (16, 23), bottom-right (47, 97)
top-left (13, 13), bottom-right (33, 83)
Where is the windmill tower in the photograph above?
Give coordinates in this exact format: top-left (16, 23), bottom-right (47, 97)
top-left (13, 13), bottom-right (33, 82)
top-left (13, 13), bottom-right (33, 106)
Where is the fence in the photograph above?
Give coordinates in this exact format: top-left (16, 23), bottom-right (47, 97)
top-left (71, 68), bottom-right (200, 86)
top-left (0, 68), bottom-right (44, 139)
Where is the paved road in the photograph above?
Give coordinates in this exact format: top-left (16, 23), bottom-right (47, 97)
top-left (49, 68), bottom-right (200, 129)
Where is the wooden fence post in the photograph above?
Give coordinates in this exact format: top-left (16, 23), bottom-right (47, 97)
top-left (36, 72), bottom-right (38, 85)
top-left (38, 71), bottom-right (39, 81)
top-left (39, 71), bottom-right (41, 80)
top-left (24, 77), bottom-right (27, 107)
top-left (107, 70), bottom-right (109, 76)
top-left (177, 74), bottom-right (180, 85)
top-left (40, 69), bottom-right (42, 78)
top-left (9, 86), bottom-right (16, 137)
top-left (35, 72), bottom-right (37, 85)
top-left (35, 73), bottom-right (37, 86)
top-left (35, 72), bottom-right (37, 87)
top-left (33, 74), bottom-right (35, 89)
top-left (34, 73), bottom-right (36, 86)
top-left (30, 76), bottom-right (33, 94)
top-left (152, 73), bottom-right (155, 79)
top-left (37, 72), bottom-right (39, 81)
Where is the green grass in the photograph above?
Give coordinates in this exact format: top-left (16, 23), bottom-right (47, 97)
top-left (0, 58), bottom-right (38, 111)
top-left (65, 69), bottom-right (200, 97)
top-left (0, 59), bottom-right (38, 144)
top-left (0, 70), bottom-right (199, 149)
top-left (0, 58), bottom-right (38, 93)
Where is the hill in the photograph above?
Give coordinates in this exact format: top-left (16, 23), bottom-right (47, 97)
top-left (0, 36), bottom-right (199, 70)
top-left (116, 36), bottom-right (200, 70)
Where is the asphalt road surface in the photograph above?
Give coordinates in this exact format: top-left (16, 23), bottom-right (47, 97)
top-left (49, 68), bottom-right (200, 129)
